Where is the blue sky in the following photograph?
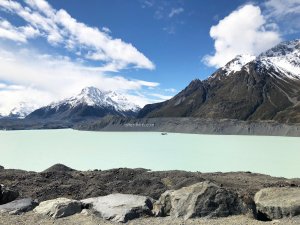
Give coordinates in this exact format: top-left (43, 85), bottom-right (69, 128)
top-left (0, 0), bottom-right (299, 115)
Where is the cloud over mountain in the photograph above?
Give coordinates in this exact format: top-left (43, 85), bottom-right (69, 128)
top-left (203, 4), bottom-right (281, 68)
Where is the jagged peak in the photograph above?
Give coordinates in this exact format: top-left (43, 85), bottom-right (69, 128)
top-left (79, 86), bottom-right (105, 97)
top-left (259, 39), bottom-right (300, 58)
top-left (257, 39), bottom-right (300, 79)
top-left (190, 78), bottom-right (201, 84)
top-left (186, 79), bottom-right (203, 89)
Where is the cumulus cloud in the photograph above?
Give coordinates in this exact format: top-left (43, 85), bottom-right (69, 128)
top-left (204, 4), bottom-right (282, 68)
top-left (0, 0), bottom-right (155, 71)
top-left (169, 7), bottom-right (184, 18)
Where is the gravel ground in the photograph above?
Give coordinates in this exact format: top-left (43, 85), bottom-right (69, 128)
top-left (0, 212), bottom-right (300, 225)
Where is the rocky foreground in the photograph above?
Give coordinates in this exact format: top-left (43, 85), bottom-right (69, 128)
top-left (0, 164), bottom-right (300, 224)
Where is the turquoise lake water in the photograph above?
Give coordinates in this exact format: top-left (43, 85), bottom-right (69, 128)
top-left (0, 129), bottom-right (299, 178)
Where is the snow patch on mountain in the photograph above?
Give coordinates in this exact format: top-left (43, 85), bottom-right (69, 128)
top-left (222, 54), bottom-right (256, 75)
top-left (258, 39), bottom-right (300, 79)
top-left (107, 91), bottom-right (140, 112)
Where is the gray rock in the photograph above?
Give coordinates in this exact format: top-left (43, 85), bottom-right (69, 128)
top-left (0, 185), bottom-right (19, 205)
top-left (33, 197), bottom-right (82, 218)
top-left (153, 181), bottom-right (245, 220)
top-left (254, 187), bottom-right (300, 220)
top-left (0, 198), bottom-right (38, 215)
top-left (81, 193), bottom-right (154, 222)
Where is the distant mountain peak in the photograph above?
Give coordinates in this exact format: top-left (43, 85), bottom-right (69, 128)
top-left (71, 86), bottom-right (111, 107)
top-left (49, 86), bottom-right (140, 112)
top-left (27, 86), bottom-right (140, 120)
top-left (8, 102), bottom-right (37, 118)
top-left (80, 86), bottom-right (103, 96)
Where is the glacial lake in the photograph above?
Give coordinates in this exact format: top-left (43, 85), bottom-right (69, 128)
top-left (0, 129), bottom-right (299, 178)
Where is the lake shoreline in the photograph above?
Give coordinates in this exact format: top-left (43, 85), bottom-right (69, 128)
top-left (1, 117), bottom-right (300, 137)
top-left (75, 117), bottom-right (300, 137)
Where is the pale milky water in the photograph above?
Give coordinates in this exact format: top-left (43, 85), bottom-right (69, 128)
top-left (0, 129), bottom-right (299, 178)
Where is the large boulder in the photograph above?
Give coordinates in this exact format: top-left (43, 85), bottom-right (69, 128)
top-left (254, 187), bottom-right (300, 220)
top-left (153, 181), bottom-right (245, 219)
top-left (0, 185), bottom-right (19, 205)
top-left (81, 193), bottom-right (154, 222)
top-left (33, 197), bottom-right (82, 218)
top-left (0, 198), bottom-right (38, 215)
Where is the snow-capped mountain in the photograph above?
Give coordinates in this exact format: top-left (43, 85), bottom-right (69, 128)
top-left (49, 87), bottom-right (140, 113)
top-left (258, 39), bottom-right (300, 79)
top-left (27, 87), bottom-right (140, 120)
top-left (138, 39), bottom-right (300, 123)
top-left (222, 54), bottom-right (256, 76)
top-left (8, 102), bottom-right (37, 118)
top-left (0, 102), bottom-right (37, 119)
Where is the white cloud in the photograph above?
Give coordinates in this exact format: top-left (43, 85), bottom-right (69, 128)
top-left (164, 88), bottom-right (177, 93)
top-left (140, 0), bottom-right (155, 8)
top-left (0, 0), bottom-right (155, 71)
top-left (169, 7), bottom-right (184, 18)
top-left (0, 19), bottom-right (39, 42)
top-left (0, 45), bottom-right (159, 115)
top-left (0, 85), bottom-right (53, 116)
top-left (263, 0), bottom-right (300, 34)
top-left (204, 4), bottom-right (282, 68)
top-left (264, 0), bottom-right (300, 17)
top-left (102, 27), bottom-right (111, 33)
top-left (148, 93), bottom-right (173, 100)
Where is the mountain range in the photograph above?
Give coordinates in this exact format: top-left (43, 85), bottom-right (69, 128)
top-left (138, 39), bottom-right (300, 123)
top-left (2, 39), bottom-right (300, 124)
